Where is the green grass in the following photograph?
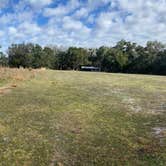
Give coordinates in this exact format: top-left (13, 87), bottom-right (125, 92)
top-left (0, 79), bottom-right (7, 87)
top-left (0, 70), bottom-right (166, 165)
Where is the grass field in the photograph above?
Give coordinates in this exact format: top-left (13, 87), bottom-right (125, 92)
top-left (0, 68), bottom-right (166, 165)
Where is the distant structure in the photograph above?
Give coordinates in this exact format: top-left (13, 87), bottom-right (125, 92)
top-left (81, 66), bottom-right (100, 72)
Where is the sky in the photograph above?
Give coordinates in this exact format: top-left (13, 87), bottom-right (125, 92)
top-left (0, 0), bottom-right (166, 52)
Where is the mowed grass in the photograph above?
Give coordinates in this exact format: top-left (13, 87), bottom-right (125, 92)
top-left (0, 69), bottom-right (166, 166)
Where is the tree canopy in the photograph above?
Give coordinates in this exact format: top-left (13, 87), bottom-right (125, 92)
top-left (0, 40), bottom-right (165, 75)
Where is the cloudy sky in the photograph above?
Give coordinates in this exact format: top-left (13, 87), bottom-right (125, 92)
top-left (0, 0), bottom-right (166, 51)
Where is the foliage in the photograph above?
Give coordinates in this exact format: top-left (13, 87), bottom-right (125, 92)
top-left (3, 40), bottom-right (166, 75)
top-left (0, 54), bottom-right (8, 67)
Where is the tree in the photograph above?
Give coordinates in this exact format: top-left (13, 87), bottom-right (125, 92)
top-left (57, 51), bottom-right (68, 70)
top-left (142, 41), bottom-right (166, 74)
top-left (96, 46), bottom-right (109, 71)
top-left (0, 46), bottom-right (8, 67)
top-left (5, 41), bottom-right (166, 75)
top-left (152, 50), bottom-right (166, 75)
top-left (114, 41), bottom-right (129, 72)
top-left (42, 47), bottom-right (55, 69)
top-left (8, 43), bottom-right (32, 68)
top-left (31, 44), bottom-right (43, 68)
top-left (98, 48), bottom-right (115, 72)
top-left (67, 47), bottom-right (89, 70)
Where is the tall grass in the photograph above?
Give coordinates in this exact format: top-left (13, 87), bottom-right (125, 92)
top-left (0, 67), bottom-right (39, 87)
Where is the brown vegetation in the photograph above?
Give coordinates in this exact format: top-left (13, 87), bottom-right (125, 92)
top-left (0, 67), bottom-right (39, 94)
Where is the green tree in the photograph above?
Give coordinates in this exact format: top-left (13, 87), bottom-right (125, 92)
top-left (8, 43), bottom-right (32, 68)
top-left (42, 47), bottom-right (55, 69)
top-left (57, 51), bottom-right (68, 70)
top-left (31, 44), bottom-right (43, 68)
top-left (0, 46), bottom-right (8, 67)
top-left (67, 47), bottom-right (89, 70)
top-left (152, 50), bottom-right (166, 75)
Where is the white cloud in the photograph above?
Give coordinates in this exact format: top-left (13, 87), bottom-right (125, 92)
top-left (28, 0), bottom-right (53, 7)
top-left (74, 8), bottom-right (89, 18)
top-left (44, 5), bottom-right (68, 17)
top-left (44, 0), bottom-right (81, 17)
top-left (8, 27), bottom-right (17, 35)
top-left (1, 0), bottom-right (166, 51)
top-left (63, 17), bottom-right (82, 30)
top-left (62, 16), bottom-right (91, 38)
top-left (87, 0), bottom-right (110, 10)
top-left (92, 0), bottom-right (166, 46)
top-left (18, 22), bottom-right (41, 35)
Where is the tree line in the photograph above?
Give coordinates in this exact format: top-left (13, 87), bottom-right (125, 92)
top-left (0, 40), bottom-right (166, 75)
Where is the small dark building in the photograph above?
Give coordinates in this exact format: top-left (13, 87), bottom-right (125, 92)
top-left (81, 66), bottom-right (100, 72)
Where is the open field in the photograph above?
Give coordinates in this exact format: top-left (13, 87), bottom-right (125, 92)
top-left (0, 68), bottom-right (166, 165)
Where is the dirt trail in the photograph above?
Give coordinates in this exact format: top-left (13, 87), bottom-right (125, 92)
top-left (0, 84), bottom-right (17, 95)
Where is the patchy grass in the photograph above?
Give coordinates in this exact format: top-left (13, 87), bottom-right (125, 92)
top-left (0, 69), bottom-right (166, 165)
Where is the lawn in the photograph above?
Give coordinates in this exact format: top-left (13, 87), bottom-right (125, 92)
top-left (0, 68), bottom-right (166, 165)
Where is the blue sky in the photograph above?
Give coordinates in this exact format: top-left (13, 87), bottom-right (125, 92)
top-left (0, 0), bottom-right (166, 51)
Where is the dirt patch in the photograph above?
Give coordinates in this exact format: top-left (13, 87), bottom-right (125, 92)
top-left (152, 127), bottom-right (166, 146)
top-left (0, 86), bottom-right (12, 95)
top-left (122, 97), bottom-right (142, 113)
top-left (11, 84), bottom-right (17, 88)
top-left (40, 67), bottom-right (46, 71)
top-left (0, 84), bottom-right (17, 95)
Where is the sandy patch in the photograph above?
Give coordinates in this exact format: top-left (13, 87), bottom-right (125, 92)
top-left (152, 127), bottom-right (166, 146)
top-left (122, 97), bottom-right (142, 113)
top-left (0, 86), bottom-right (12, 95)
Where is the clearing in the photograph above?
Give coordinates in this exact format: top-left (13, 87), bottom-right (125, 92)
top-left (0, 68), bottom-right (166, 165)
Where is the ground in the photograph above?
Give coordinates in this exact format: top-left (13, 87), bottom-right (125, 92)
top-left (0, 68), bottom-right (166, 166)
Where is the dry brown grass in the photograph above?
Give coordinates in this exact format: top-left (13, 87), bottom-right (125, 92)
top-left (0, 67), bottom-right (40, 94)
top-left (0, 67), bottom-right (39, 81)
